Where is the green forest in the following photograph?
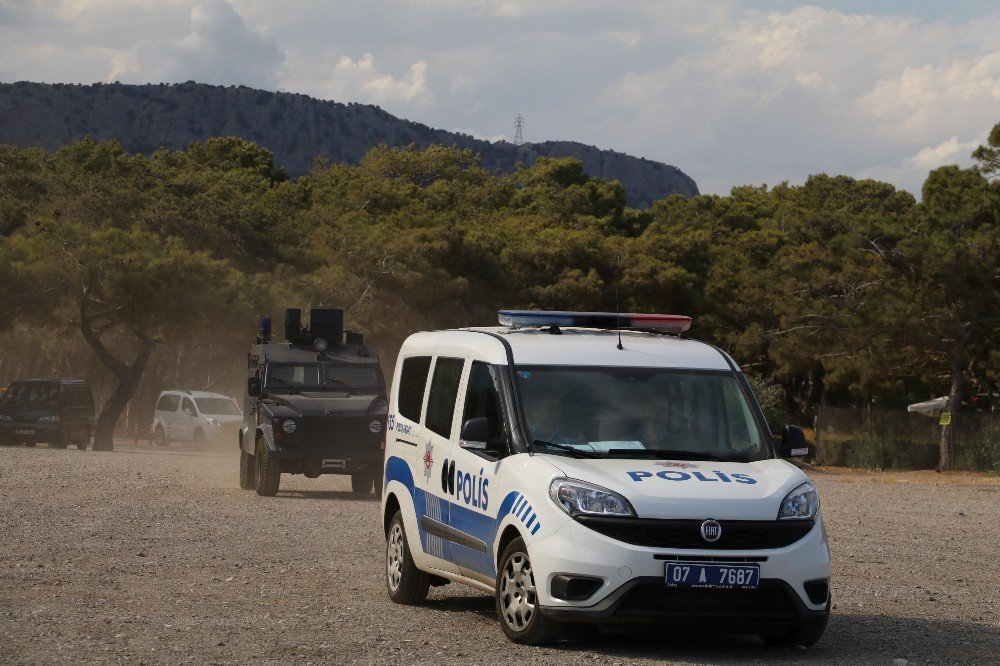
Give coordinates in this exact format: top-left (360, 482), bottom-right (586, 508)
top-left (0, 127), bottom-right (997, 467)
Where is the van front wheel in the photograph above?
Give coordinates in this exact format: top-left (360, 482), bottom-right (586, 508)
top-left (386, 511), bottom-right (429, 604)
top-left (496, 537), bottom-right (562, 645)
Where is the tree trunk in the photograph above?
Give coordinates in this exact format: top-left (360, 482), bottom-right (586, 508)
top-left (80, 309), bottom-right (154, 452)
top-left (938, 326), bottom-right (972, 472)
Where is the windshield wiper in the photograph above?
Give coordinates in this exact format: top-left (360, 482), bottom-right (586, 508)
top-left (605, 448), bottom-right (725, 461)
top-left (532, 439), bottom-right (602, 458)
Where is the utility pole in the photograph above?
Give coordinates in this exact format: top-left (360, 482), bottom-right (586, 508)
top-left (513, 114), bottom-right (525, 146)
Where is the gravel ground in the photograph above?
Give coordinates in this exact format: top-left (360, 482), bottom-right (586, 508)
top-left (1, 444), bottom-right (997, 665)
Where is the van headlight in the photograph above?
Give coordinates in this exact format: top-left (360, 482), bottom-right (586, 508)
top-left (549, 478), bottom-right (636, 518)
top-left (778, 481), bottom-right (819, 520)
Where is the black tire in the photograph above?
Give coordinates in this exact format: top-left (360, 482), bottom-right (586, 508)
top-left (24, 441), bottom-right (36, 448)
top-left (496, 537), bottom-right (562, 645)
top-left (153, 426), bottom-right (168, 447)
top-left (385, 511), bottom-right (430, 604)
top-left (761, 612), bottom-right (829, 648)
top-left (75, 429), bottom-right (90, 451)
top-left (254, 437), bottom-right (280, 497)
top-left (239, 447), bottom-right (257, 490)
top-left (53, 430), bottom-right (69, 449)
top-left (351, 473), bottom-right (375, 494)
top-left (193, 428), bottom-right (205, 446)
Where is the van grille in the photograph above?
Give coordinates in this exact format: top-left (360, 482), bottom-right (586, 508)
top-left (618, 581), bottom-right (799, 618)
top-left (576, 517), bottom-right (814, 550)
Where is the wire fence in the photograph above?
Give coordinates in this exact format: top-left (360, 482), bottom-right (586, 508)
top-left (813, 406), bottom-right (999, 472)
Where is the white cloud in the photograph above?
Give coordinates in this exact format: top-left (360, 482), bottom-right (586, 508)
top-left (1, 0), bottom-right (998, 197)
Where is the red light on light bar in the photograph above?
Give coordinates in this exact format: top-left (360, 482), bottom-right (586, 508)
top-left (627, 314), bottom-right (692, 333)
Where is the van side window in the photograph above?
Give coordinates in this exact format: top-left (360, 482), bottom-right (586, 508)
top-left (398, 356), bottom-right (432, 422)
top-left (462, 362), bottom-right (506, 443)
top-left (425, 357), bottom-right (465, 438)
top-left (159, 395), bottom-right (180, 412)
top-left (182, 397), bottom-right (196, 415)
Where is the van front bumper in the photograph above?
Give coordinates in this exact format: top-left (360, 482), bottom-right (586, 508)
top-left (532, 512), bottom-right (831, 627)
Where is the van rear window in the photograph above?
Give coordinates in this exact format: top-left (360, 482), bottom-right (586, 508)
top-left (398, 356), bottom-right (431, 422)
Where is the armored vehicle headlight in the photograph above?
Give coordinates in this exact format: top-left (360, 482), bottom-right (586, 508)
top-left (314, 338), bottom-right (329, 352)
top-left (0, 414), bottom-right (12, 421)
top-left (778, 481), bottom-right (819, 520)
top-left (281, 419), bottom-right (297, 434)
top-left (368, 419), bottom-right (383, 434)
top-left (549, 478), bottom-right (636, 518)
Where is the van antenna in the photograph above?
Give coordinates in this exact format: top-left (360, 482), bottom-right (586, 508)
top-left (615, 283), bottom-right (624, 351)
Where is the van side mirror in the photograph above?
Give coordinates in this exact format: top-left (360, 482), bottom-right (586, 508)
top-left (778, 425), bottom-right (809, 458)
top-left (459, 417), bottom-right (491, 451)
top-left (247, 377), bottom-right (262, 398)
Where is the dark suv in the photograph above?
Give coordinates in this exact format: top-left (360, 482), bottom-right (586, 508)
top-left (0, 379), bottom-right (96, 449)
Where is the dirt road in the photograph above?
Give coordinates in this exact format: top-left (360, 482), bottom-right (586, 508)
top-left (1, 445), bottom-right (997, 665)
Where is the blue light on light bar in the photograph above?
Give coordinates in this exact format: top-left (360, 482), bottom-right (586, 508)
top-left (498, 310), bottom-right (692, 333)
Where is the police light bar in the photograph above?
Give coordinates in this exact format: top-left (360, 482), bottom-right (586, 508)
top-left (498, 310), bottom-right (691, 333)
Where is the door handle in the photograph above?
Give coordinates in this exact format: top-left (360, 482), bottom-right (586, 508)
top-left (448, 460), bottom-right (456, 495)
top-left (441, 458), bottom-right (450, 493)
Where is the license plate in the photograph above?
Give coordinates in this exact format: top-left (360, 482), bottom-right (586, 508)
top-left (14, 429), bottom-right (35, 436)
top-left (665, 562), bottom-right (759, 589)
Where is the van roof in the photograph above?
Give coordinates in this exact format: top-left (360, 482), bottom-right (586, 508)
top-left (402, 327), bottom-right (735, 371)
top-left (160, 390), bottom-right (234, 399)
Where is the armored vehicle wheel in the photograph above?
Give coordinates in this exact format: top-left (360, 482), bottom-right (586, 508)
top-left (255, 437), bottom-right (281, 497)
top-left (53, 430), bottom-right (69, 449)
top-left (496, 537), bottom-right (562, 645)
top-left (386, 511), bottom-right (429, 604)
top-left (193, 428), bottom-right (205, 446)
top-left (153, 426), bottom-right (168, 447)
top-left (351, 473), bottom-right (376, 494)
top-left (239, 448), bottom-right (257, 490)
top-left (75, 429), bottom-right (90, 451)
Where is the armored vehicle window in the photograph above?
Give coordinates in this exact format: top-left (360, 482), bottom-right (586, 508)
top-left (157, 395), bottom-right (180, 412)
top-left (268, 364), bottom-right (321, 387)
top-left (462, 362), bottom-right (506, 443)
top-left (398, 356), bottom-right (431, 422)
top-left (328, 365), bottom-right (381, 388)
top-left (425, 357), bottom-right (465, 438)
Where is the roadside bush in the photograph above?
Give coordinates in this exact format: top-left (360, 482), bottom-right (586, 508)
top-left (955, 433), bottom-right (1000, 474)
top-left (815, 435), bottom-right (938, 470)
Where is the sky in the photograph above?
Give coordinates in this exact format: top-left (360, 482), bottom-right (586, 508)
top-left (1, 0), bottom-right (998, 196)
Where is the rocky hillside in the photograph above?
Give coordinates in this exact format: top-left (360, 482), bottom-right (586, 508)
top-left (0, 81), bottom-right (698, 207)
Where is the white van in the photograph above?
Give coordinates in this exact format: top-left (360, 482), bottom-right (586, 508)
top-left (152, 390), bottom-right (242, 446)
top-left (381, 311), bottom-right (830, 646)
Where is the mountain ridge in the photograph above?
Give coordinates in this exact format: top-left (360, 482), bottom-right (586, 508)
top-left (0, 81), bottom-right (699, 207)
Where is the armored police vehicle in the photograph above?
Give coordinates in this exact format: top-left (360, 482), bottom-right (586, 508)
top-left (239, 308), bottom-right (388, 497)
top-left (382, 310), bottom-right (829, 646)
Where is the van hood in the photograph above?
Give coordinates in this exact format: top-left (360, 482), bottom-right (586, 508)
top-left (538, 455), bottom-right (809, 521)
top-left (266, 392), bottom-right (385, 417)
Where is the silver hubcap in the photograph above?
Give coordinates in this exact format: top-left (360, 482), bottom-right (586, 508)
top-left (387, 523), bottom-right (404, 592)
top-left (500, 552), bottom-right (537, 631)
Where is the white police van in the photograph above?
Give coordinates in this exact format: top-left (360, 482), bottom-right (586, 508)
top-left (381, 311), bottom-right (830, 646)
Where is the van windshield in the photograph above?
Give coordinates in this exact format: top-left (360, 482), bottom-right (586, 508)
top-left (195, 398), bottom-right (241, 416)
top-left (3, 382), bottom-right (58, 407)
top-left (515, 366), bottom-right (769, 462)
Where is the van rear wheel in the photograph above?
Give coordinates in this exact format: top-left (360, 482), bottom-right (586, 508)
top-left (385, 511), bottom-right (429, 604)
top-left (153, 426), bottom-right (168, 447)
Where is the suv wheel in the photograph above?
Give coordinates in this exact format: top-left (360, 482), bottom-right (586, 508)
top-left (496, 537), bottom-right (562, 645)
top-left (385, 511), bottom-right (429, 604)
top-left (53, 429), bottom-right (69, 449)
top-left (254, 437), bottom-right (281, 497)
top-left (75, 429), bottom-right (90, 451)
top-left (239, 447), bottom-right (257, 490)
top-left (153, 426), bottom-right (168, 447)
